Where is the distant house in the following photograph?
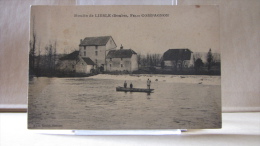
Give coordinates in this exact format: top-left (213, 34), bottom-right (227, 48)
top-left (106, 45), bottom-right (138, 72)
top-left (58, 51), bottom-right (95, 74)
top-left (162, 48), bottom-right (194, 69)
top-left (79, 36), bottom-right (117, 68)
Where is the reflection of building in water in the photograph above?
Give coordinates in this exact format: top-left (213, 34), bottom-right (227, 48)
top-left (106, 45), bottom-right (138, 72)
top-left (162, 48), bottom-right (194, 69)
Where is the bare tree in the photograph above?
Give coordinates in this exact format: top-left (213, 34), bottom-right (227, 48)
top-left (42, 42), bottom-right (56, 76)
top-left (137, 53), bottom-right (161, 68)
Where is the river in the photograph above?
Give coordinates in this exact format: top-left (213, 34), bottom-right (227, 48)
top-left (28, 76), bottom-right (221, 129)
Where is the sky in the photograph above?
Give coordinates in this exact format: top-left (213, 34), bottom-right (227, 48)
top-left (31, 5), bottom-right (220, 55)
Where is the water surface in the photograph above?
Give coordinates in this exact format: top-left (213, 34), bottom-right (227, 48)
top-left (28, 76), bottom-right (221, 129)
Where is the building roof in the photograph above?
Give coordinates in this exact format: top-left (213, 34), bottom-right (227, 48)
top-left (106, 49), bottom-right (137, 58)
top-left (163, 49), bottom-right (193, 61)
top-left (59, 51), bottom-right (95, 65)
top-left (82, 57), bottom-right (95, 65)
top-left (60, 51), bottom-right (79, 60)
top-left (80, 36), bottom-right (113, 46)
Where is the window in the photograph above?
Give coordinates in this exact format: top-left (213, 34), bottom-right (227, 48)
top-left (84, 46), bottom-right (86, 50)
top-left (110, 64), bottom-right (112, 67)
top-left (95, 51), bottom-right (98, 56)
top-left (121, 58), bottom-right (123, 61)
top-left (95, 46), bottom-right (98, 50)
top-left (84, 51), bottom-right (86, 56)
top-left (72, 65), bottom-right (75, 68)
top-left (110, 58), bottom-right (112, 61)
top-left (121, 64), bottom-right (123, 67)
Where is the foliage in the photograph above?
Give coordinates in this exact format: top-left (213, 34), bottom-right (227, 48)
top-left (137, 53), bottom-right (161, 67)
top-left (194, 58), bottom-right (204, 71)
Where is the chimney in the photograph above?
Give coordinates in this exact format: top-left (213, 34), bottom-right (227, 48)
top-left (120, 44), bottom-right (123, 50)
top-left (80, 39), bottom-right (83, 44)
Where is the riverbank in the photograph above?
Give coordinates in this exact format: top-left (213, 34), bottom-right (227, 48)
top-left (88, 74), bottom-right (221, 85)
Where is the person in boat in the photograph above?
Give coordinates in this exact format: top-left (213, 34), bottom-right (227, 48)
top-left (147, 78), bottom-right (151, 89)
top-left (124, 81), bottom-right (127, 88)
top-left (130, 83), bottom-right (133, 89)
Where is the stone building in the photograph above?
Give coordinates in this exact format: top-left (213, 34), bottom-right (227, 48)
top-left (79, 36), bottom-right (117, 68)
top-left (58, 36), bottom-right (138, 74)
top-left (58, 51), bottom-right (95, 74)
top-left (106, 45), bottom-right (138, 72)
top-left (162, 48), bottom-right (194, 69)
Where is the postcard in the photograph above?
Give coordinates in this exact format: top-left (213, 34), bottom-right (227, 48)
top-left (28, 5), bottom-right (221, 129)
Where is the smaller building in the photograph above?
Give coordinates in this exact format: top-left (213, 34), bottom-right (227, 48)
top-left (162, 48), bottom-right (194, 69)
top-left (106, 45), bottom-right (138, 72)
top-left (58, 51), bottom-right (95, 74)
top-left (75, 57), bottom-right (95, 74)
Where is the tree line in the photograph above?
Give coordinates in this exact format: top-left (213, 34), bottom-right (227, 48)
top-left (29, 18), bottom-right (59, 77)
top-left (137, 53), bottom-right (161, 67)
top-left (134, 49), bottom-right (220, 75)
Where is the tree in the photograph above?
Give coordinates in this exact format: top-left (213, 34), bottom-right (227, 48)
top-left (161, 61), bottom-right (165, 69)
top-left (43, 41), bottom-right (58, 76)
top-left (194, 58), bottom-right (204, 71)
top-left (207, 48), bottom-right (213, 71)
top-left (137, 54), bottom-right (142, 69)
top-left (137, 53), bottom-right (161, 67)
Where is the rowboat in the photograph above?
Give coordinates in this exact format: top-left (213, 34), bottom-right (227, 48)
top-left (116, 86), bottom-right (154, 93)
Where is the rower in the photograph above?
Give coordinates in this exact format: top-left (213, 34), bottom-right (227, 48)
top-left (124, 81), bottom-right (127, 88)
top-left (130, 83), bottom-right (133, 89)
top-left (147, 79), bottom-right (151, 90)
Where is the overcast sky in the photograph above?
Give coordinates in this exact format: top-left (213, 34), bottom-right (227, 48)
top-left (31, 5), bottom-right (220, 55)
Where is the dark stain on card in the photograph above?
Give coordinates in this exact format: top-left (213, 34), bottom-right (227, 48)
top-left (196, 5), bottom-right (200, 8)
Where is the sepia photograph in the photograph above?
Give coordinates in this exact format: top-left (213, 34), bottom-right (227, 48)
top-left (28, 5), bottom-right (221, 129)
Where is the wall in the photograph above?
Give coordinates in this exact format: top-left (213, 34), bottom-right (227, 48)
top-left (105, 37), bottom-right (117, 51)
top-left (179, 0), bottom-right (260, 112)
top-left (106, 58), bottom-right (132, 72)
top-left (75, 58), bottom-right (93, 74)
top-left (188, 53), bottom-right (194, 67)
top-left (164, 60), bottom-right (193, 68)
top-left (131, 54), bottom-right (138, 71)
top-left (164, 61), bottom-right (174, 67)
top-left (0, 0), bottom-right (76, 109)
top-left (82, 45), bottom-right (106, 67)
top-left (79, 37), bottom-right (116, 67)
top-left (0, 0), bottom-right (259, 112)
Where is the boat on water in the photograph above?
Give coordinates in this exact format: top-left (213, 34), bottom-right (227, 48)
top-left (116, 86), bottom-right (154, 93)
